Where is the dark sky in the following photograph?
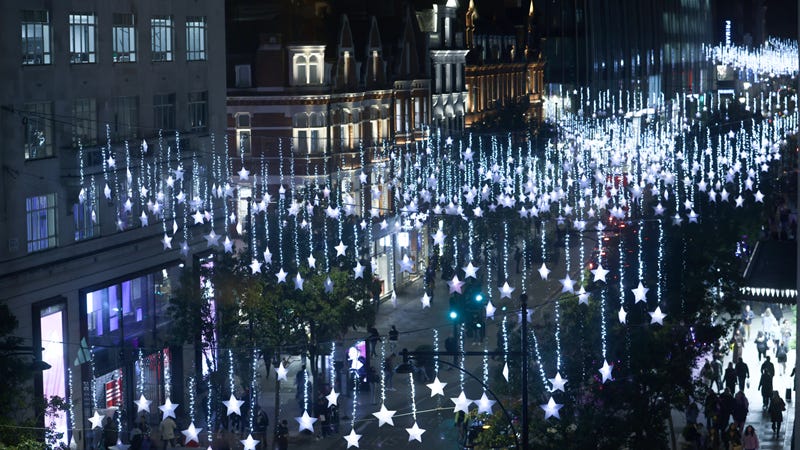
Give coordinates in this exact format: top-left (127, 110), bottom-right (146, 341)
top-left (765, 0), bottom-right (798, 39)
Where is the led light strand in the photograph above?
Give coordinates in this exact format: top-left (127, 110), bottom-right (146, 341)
top-left (433, 329), bottom-right (439, 376)
top-left (249, 349), bottom-right (258, 433)
top-left (164, 350), bottom-right (171, 398)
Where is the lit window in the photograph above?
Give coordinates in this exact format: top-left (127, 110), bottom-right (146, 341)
top-left (21, 10), bottom-right (51, 65)
top-left (73, 98), bottom-right (97, 147)
top-left (73, 197), bottom-right (98, 241)
top-left (151, 16), bottom-right (173, 62)
top-left (153, 93), bottom-right (176, 131)
top-left (112, 13), bottom-right (136, 62)
top-left (113, 96), bottom-right (138, 140)
top-left (187, 91), bottom-right (207, 133)
top-left (293, 53), bottom-right (323, 85)
top-left (23, 102), bottom-right (53, 159)
top-left (69, 14), bottom-right (97, 64)
top-left (236, 113), bottom-right (251, 155)
top-left (26, 193), bottom-right (57, 252)
top-left (186, 16), bottom-right (206, 61)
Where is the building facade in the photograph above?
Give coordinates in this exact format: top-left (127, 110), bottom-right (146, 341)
top-left (0, 1), bottom-right (226, 447)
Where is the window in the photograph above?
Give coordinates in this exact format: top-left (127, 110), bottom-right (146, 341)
top-left (235, 65), bottom-right (251, 88)
top-left (293, 53), bottom-right (323, 85)
top-left (112, 14), bottom-right (136, 62)
top-left (151, 16), bottom-right (173, 62)
top-left (236, 113), bottom-right (251, 155)
top-left (73, 198), bottom-right (98, 241)
top-left (73, 98), bottom-right (97, 147)
top-left (153, 93), bottom-right (176, 131)
top-left (26, 193), bottom-right (57, 252)
top-left (21, 10), bottom-right (51, 65)
top-left (186, 17), bottom-right (206, 61)
top-left (69, 14), bottom-right (97, 64)
top-left (187, 91), bottom-right (207, 132)
top-left (23, 102), bottom-right (53, 159)
top-left (113, 96), bottom-right (138, 140)
top-left (291, 112), bottom-right (325, 153)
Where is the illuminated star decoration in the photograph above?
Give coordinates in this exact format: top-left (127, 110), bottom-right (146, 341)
top-left (426, 377), bottom-right (447, 397)
top-left (598, 360), bottom-right (614, 383)
top-left (631, 282), bottom-right (649, 303)
top-left (591, 265), bottom-right (609, 283)
top-left (295, 410), bottom-right (317, 432)
top-left (238, 167), bottom-right (250, 181)
top-left (372, 404), bottom-right (396, 427)
top-left (485, 301), bottom-right (496, 319)
top-left (161, 234), bottom-right (173, 250)
top-left (463, 262), bottom-right (479, 279)
top-left (204, 230), bottom-right (220, 248)
top-left (88, 410), bottom-right (104, 429)
top-left (240, 434), bottom-right (259, 450)
top-left (326, 387), bottom-right (340, 406)
top-left (499, 282), bottom-right (515, 299)
top-left (324, 276), bottom-right (334, 293)
top-left (353, 262), bottom-right (364, 279)
top-left (421, 292), bottom-right (431, 309)
top-left (538, 263), bottom-right (551, 280)
top-left (540, 397), bottom-right (564, 419)
top-left (450, 391), bottom-right (473, 413)
top-left (502, 362), bottom-right (510, 381)
top-left (476, 393), bottom-right (496, 414)
top-left (249, 259), bottom-right (262, 274)
top-left (406, 422), bottom-right (426, 443)
top-left (181, 423), bottom-right (202, 444)
top-left (294, 273), bottom-right (304, 290)
top-left (448, 275), bottom-right (464, 294)
top-left (618, 306), bottom-right (627, 324)
top-left (335, 241), bottom-right (348, 257)
top-left (276, 268), bottom-right (288, 283)
top-left (559, 275), bottom-right (575, 293)
top-left (110, 440), bottom-right (130, 450)
top-left (134, 394), bottom-right (152, 413)
top-left (223, 394), bottom-right (244, 416)
top-left (158, 398), bottom-right (179, 420)
top-left (344, 428), bottom-right (362, 448)
top-left (577, 287), bottom-right (590, 305)
top-left (649, 306), bottom-right (667, 325)
top-left (275, 362), bottom-right (288, 381)
top-left (548, 372), bottom-right (568, 392)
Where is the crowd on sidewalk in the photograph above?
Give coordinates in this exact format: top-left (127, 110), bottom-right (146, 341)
top-left (683, 304), bottom-right (795, 450)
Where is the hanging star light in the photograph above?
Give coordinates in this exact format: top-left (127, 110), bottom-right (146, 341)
top-left (618, 306), bottom-right (627, 324)
top-left (421, 292), bottom-right (431, 309)
top-left (485, 301), bottom-right (496, 319)
top-left (275, 268), bottom-right (288, 283)
top-left (240, 434), bottom-right (259, 450)
top-left (475, 393), bottom-right (496, 414)
top-left (158, 398), bottom-right (179, 420)
top-left (598, 361), bottom-right (614, 383)
top-left (538, 263), bottom-right (551, 280)
top-left (353, 261), bottom-right (365, 279)
top-left (204, 230), bottom-right (220, 248)
top-left (307, 254), bottom-right (316, 268)
top-left (406, 422), bottom-right (426, 443)
top-left (335, 241), bottom-right (348, 257)
top-left (591, 265), bottom-right (609, 282)
top-left (448, 275), bottom-right (464, 294)
top-left (275, 362), bottom-right (289, 381)
top-left (134, 394), bottom-right (151, 413)
top-left (344, 428), bottom-right (362, 448)
top-left (499, 282), bottom-right (515, 299)
top-left (450, 392), bottom-right (473, 413)
top-left (326, 387), bottom-right (340, 406)
top-left (181, 423), bottom-right (202, 444)
top-left (238, 167), bottom-right (250, 181)
top-left (372, 404), bottom-right (396, 427)
top-left (559, 275), bottom-right (575, 293)
top-left (249, 259), bottom-right (262, 274)
top-left (577, 287), bottom-right (590, 305)
top-left (548, 372), bottom-right (568, 392)
top-left (324, 276), bottom-right (334, 293)
top-left (462, 262), bottom-right (479, 279)
top-left (294, 273), bottom-right (304, 290)
top-left (649, 306), bottom-right (667, 325)
top-left (223, 394), bottom-right (244, 416)
top-left (88, 410), bottom-right (104, 429)
top-left (540, 397), bottom-right (564, 419)
top-left (432, 229), bottom-right (446, 246)
top-left (502, 362), bottom-right (509, 381)
top-left (631, 282), bottom-right (649, 303)
top-left (295, 410), bottom-right (317, 432)
top-left (426, 377), bottom-right (447, 397)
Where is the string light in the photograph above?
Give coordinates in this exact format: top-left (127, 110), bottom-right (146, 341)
top-left (164, 350), bottom-right (171, 399)
top-left (249, 349), bottom-right (259, 433)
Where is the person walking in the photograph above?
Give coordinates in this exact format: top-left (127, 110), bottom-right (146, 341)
top-left (724, 362), bottom-right (737, 394)
top-left (711, 357), bottom-right (724, 392)
top-left (388, 325), bottom-right (399, 353)
top-left (755, 331), bottom-right (768, 362)
top-left (776, 340), bottom-right (789, 375)
top-left (722, 423), bottom-right (742, 450)
top-left (732, 391), bottom-right (749, 433)
top-left (368, 327), bottom-right (381, 357)
top-left (742, 305), bottom-right (755, 340)
top-left (735, 357), bottom-right (750, 393)
top-left (742, 425), bottom-right (759, 450)
top-left (768, 390), bottom-right (786, 435)
top-left (759, 356), bottom-right (775, 409)
top-left (158, 416), bottom-right (177, 450)
top-left (383, 354), bottom-right (396, 390)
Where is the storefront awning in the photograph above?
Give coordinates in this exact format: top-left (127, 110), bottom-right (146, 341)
top-left (741, 240), bottom-right (798, 305)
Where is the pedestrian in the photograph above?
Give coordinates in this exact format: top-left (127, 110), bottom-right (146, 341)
top-left (762, 308), bottom-right (779, 345)
top-left (735, 357), bottom-right (750, 393)
top-left (732, 391), bottom-right (749, 432)
top-left (732, 330), bottom-right (744, 363)
top-left (255, 406), bottom-right (269, 447)
top-left (383, 353), bottom-right (396, 390)
top-left (704, 392), bottom-right (719, 430)
top-left (712, 357), bottom-right (724, 392)
top-left (685, 399), bottom-right (699, 425)
top-left (722, 423), bottom-right (742, 450)
top-left (742, 305), bottom-right (755, 340)
top-left (368, 327), bottom-right (381, 357)
top-left (768, 390), bottom-right (786, 435)
top-left (742, 425), bottom-right (759, 450)
top-left (723, 362), bottom-right (737, 394)
top-left (717, 389), bottom-right (734, 433)
top-left (130, 423), bottom-right (143, 450)
top-left (274, 419), bottom-right (289, 450)
top-left (759, 356), bottom-right (775, 409)
top-left (388, 325), bottom-right (399, 353)
top-left (755, 331), bottom-right (768, 362)
top-left (159, 416), bottom-right (177, 450)
top-left (103, 417), bottom-right (118, 450)
top-left (776, 340), bottom-right (789, 375)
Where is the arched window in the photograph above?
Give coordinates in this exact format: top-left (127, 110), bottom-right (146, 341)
top-left (309, 54), bottom-right (320, 84)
